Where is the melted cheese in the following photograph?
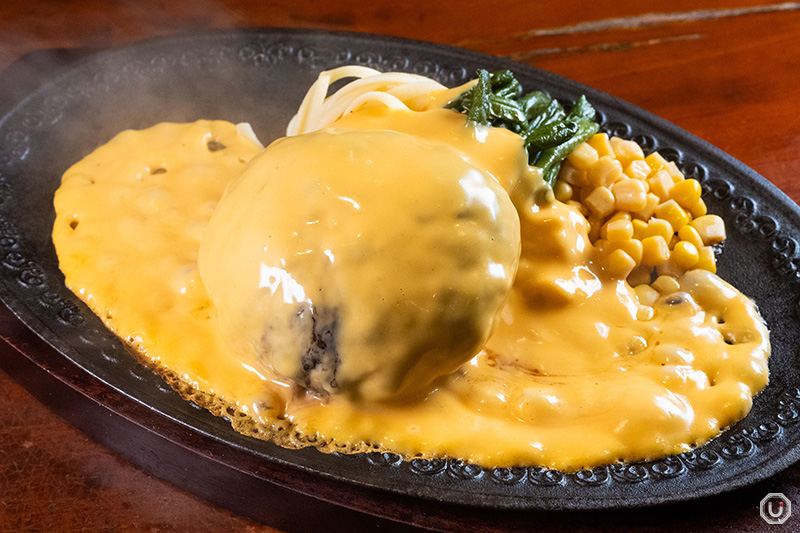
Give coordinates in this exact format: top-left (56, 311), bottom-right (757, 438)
top-left (198, 127), bottom-right (521, 402)
top-left (52, 112), bottom-right (770, 471)
top-left (53, 121), bottom-right (273, 402)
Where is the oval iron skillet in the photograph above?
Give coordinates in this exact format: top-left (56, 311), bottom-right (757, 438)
top-left (0, 28), bottom-right (799, 521)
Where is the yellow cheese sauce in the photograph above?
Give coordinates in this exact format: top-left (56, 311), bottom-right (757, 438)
top-left (52, 111), bottom-right (770, 471)
top-left (199, 125), bottom-right (522, 403)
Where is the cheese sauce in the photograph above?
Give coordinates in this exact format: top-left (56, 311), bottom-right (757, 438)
top-left (199, 126), bottom-right (524, 403)
top-left (52, 112), bottom-right (770, 471)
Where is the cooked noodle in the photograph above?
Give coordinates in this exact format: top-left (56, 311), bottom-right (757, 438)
top-left (286, 66), bottom-right (472, 136)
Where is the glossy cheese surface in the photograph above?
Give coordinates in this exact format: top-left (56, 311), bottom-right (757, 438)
top-left (199, 127), bottom-right (521, 402)
top-left (52, 112), bottom-right (770, 470)
top-left (52, 120), bottom-right (271, 401)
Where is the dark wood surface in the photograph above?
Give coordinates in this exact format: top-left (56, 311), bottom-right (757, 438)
top-left (1, 1), bottom-right (799, 531)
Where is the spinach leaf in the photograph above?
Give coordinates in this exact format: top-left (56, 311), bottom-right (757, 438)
top-left (446, 69), bottom-right (599, 189)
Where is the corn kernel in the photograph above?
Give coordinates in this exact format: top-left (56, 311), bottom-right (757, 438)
top-left (644, 218), bottom-right (674, 242)
top-left (689, 198), bottom-right (708, 218)
top-left (634, 193), bottom-right (660, 220)
top-left (595, 238), bottom-right (609, 252)
top-left (611, 178), bottom-right (647, 212)
top-left (656, 258), bottom-right (686, 278)
top-left (691, 214), bottom-right (726, 245)
top-left (610, 137), bottom-right (645, 166)
top-left (588, 133), bottom-right (615, 158)
top-left (554, 180), bottom-right (573, 202)
top-left (587, 156), bottom-right (624, 188)
top-left (609, 136), bottom-right (625, 150)
top-left (653, 200), bottom-right (690, 232)
top-left (628, 264), bottom-right (653, 286)
top-left (606, 248), bottom-right (636, 279)
top-left (641, 235), bottom-right (670, 266)
top-left (624, 159), bottom-right (652, 181)
top-left (696, 246), bottom-right (717, 273)
top-left (635, 284), bottom-right (661, 306)
top-left (670, 179), bottom-right (702, 209)
top-left (678, 225), bottom-right (704, 249)
top-left (672, 241), bottom-right (700, 269)
top-left (648, 170), bottom-right (674, 201)
top-left (608, 238), bottom-right (643, 264)
top-left (666, 161), bottom-right (685, 182)
top-left (585, 186), bottom-right (615, 218)
top-left (637, 305), bottom-right (655, 321)
top-left (651, 274), bottom-right (680, 294)
top-left (567, 142), bottom-right (599, 170)
top-left (579, 183), bottom-right (594, 203)
top-left (559, 162), bottom-right (587, 187)
top-left (631, 219), bottom-right (648, 239)
top-left (645, 151), bottom-right (670, 171)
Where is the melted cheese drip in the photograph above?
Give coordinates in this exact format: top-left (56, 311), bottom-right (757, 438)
top-left (52, 113), bottom-right (770, 471)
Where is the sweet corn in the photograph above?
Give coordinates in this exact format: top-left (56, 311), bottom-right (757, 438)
top-left (696, 245), bottom-right (717, 273)
top-left (641, 235), bottom-right (670, 266)
top-left (566, 135), bottom-right (726, 286)
top-left (611, 178), bottom-right (647, 212)
top-left (567, 142), bottom-right (599, 170)
top-left (631, 219), bottom-right (648, 239)
top-left (604, 222), bottom-right (633, 244)
top-left (645, 151), bottom-right (670, 172)
top-left (672, 240), bottom-right (700, 269)
top-left (653, 200), bottom-right (690, 232)
top-left (608, 211), bottom-right (631, 223)
top-left (648, 170), bottom-right (674, 201)
top-left (637, 305), bottom-right (655, 321)
top-left (587, 156), bottom-right (624, 188)
top-left (691, 215), bottom-right (726, 245)
top-left (670, 178), bottom-right (702, 210)
top-left (635, 284), bottom-right (661, 306)
top-left (588, 133), bottom-right (615, 158)
top-left (651, 274), bottom-right (680, 294)
top-left (559, 162), bottom-right (587, 187)
top-left (656, 258), bottom-right (686, 278)
top-left (634, 193), bottom-right (660, 220)
top-left (688, 198), bottom-right (708, 218)
top-left (665, 161), bottom-right (685, 182)
top-left (587, 217), bottom-right (603, 242)
top-left (610, 138), bottom-right (645, 166)
top-left (678, 225), bottom-right (704, 250)
top-left (608, 238), bottom-right (643, 264)
top-left (606, 248), bottom-right (636, 279)
top-left (579, 183), bottom-right (594, 203)
top-left (624, 159), bottom-right (652, 181)
top-left (585, 186), bottom-right (615, 218)
top-left (608, 136), bottom-right (625, 151)
top-left (644, 218), bottom-right (674, 242)
top-left (628, 264), bottom-right (653, 286)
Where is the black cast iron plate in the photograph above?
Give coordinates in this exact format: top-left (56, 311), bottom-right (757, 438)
top-left (0, 28), bottom-right (799, 516)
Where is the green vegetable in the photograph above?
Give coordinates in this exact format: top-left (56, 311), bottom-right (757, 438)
top-left (446, 69), bottom-right (599, 189)
top-left (534, 120), bottom-right (599, 187)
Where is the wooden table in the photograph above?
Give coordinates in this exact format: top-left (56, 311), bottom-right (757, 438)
top-left (1, 1), bottom-right (798, 531)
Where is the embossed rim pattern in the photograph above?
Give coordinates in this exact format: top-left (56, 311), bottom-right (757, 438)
top-left (0, 28), bottom-right (799, 512)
